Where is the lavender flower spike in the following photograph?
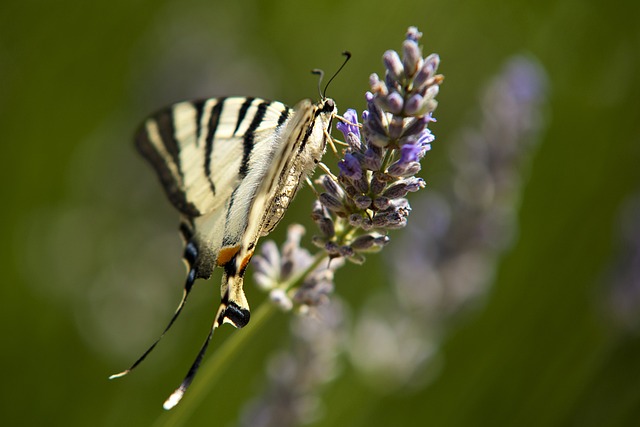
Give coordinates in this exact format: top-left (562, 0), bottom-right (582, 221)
top-left (310, 26), bottom-right (443, 265)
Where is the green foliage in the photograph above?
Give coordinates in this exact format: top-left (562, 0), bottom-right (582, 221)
top-left (1, 0), bottom-right (639, 426)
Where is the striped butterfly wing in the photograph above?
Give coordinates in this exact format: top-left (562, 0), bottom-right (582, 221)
top-left (134, 97), bottom-right (290, 218)
top-left (114, 95), bottom-right (336, 409)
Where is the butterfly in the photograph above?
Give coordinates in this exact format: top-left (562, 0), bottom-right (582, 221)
top-left (110, 95), bottom-right (337, 409)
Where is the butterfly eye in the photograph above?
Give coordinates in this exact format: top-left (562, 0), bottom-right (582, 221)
top-left (323, 99), bottom-right (335, 113)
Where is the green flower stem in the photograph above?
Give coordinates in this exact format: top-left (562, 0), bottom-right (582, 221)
top-left (380, 148), bottom-right (396, 172)
top-left (154, 301), bottom-right (276, 427)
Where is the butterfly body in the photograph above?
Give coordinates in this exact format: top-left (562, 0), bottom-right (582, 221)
top-left (118, 95), bottom-right (336, 408)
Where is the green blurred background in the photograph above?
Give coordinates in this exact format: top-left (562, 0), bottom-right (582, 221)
top-left (2, 0), bottom-right (639, 426)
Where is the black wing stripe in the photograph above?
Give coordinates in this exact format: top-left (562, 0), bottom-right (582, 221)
top-left (135, 124), bottom-right (201, 217)
top-left (204, 98), bottom-right (226, 196)
top-left (221, 191), bottom-right (240, 248)
top-left (277, 106), bottom-right (291, 128)
top-left (298, 116), bottom-right (315, 153)
top-left (155, 108), bottom-right (183, 178)
top-left (238, 101), bottom-right (270, 179)
top-left (221, 101), bottom-right (272, 248)
top-left (233, 97), bottom-right (255, 136)
top-left (192, 99), bottom-right (207, 146)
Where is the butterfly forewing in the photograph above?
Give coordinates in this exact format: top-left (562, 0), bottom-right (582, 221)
top-left (136, 98), bottom-right (292, 218)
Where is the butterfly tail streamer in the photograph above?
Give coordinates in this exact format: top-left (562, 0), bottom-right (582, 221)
top-left (109, 268), bottom-right (197, 379)
top-left (162, 302), bottom-right (226, 410)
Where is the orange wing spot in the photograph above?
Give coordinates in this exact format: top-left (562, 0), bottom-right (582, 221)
top-left (217, 245), bottom-right (241, 266)
top-left (240, 250), bottom-right (255, 273)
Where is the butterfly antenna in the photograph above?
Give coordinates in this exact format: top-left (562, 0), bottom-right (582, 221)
top-left (163, 302), bottom-right (225, 410)
top-left (311, 69), bottom-right (325, 99)
top-left (322, 51), bottom-right (351, 98)
top-left (109, 269), bottom-right (197, 379)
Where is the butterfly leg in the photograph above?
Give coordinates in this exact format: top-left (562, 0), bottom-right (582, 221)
top-left (324, 128), bottom-right (340, 157)
top-left (317, 161), bottom-right (338, 179)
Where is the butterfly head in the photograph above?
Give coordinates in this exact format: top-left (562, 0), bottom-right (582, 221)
top-left (310, 97), bottom-right (337, 158)
top-left (316, 97), bottom-right (337, 128)
top-left (320, 97), bottom-right (336, 114)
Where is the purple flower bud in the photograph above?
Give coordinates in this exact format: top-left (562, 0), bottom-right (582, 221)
top-left (413, 54), bottom-right (439, 89)
top-left (404, 94), bottom-right (423, 115)
top-left (352, 174), bottom-right (369, 194)
top-left (387, 160), bottom-right (421, 178)
top-left (348, 213), bottom-right (363, 227)
top-left (370, 172), bottom-right (387, 195)
top-left (321, 175), bottom-right (344, 199)
top-left (324, 241), bottom-right (340, 255)
top-left (365, 91), bottom-right (374, 102)
top-left (345, 132), bottom-right (361, 150)
top-left (404, 177), bottom-right (426, 192)
top-left (365, 117), bottom-right (391, 148)
top-left (383, 182), bottom-right (409, 199)
top-left (368, 133), bottom-right (392, 148)
top-left (362, 146), bottom-right (382, 171)
top-left (425, 85), bottom-right (440, 102)
top-left (311, 199), bottom-right (326, 218)
top-left (373, 196), bottom-right (391, 210)
top-left (369, 73), bottom-right (380, 87)
top-left (354, 195), bottom-right (372, 210)
top-left (361, 217), bottom-right (373, 231)
top-left (388, 115), bottom-right (404, 139)
top-left (389, 210), bottom-right (407, 223)
top-left (369, 73), bottom-right (388, 96)
top-left (364, 95), bottom-right (388, 139)
top-left (402, 40), bottom-right (422, 78)
top-left (319, 192), bottom-right (344, 213)
top-left (383, 50), bottom-right (404, 81)
top-left (385, 72), bottom-right (401, 91)
top-left (338, 153), bottom-right (362, 180)
top-left (351, 234), bottom-right (376, 250)
top-left (372, 212), bottom-right (390, 228)
top-left (424, 53), bottom-right (440, 73)
top-left (406, 26), bottom-right (422, 43)
top-left (386, 92), bottom-right (404, 114)
top-left (401, 115), bottom-right (428, 139)
top-left (316, 217), bottom-right (335, 238)
top-left (386, 217), bottom-right (408, 229)
top-left (342, 184), bottom-right (359, 199)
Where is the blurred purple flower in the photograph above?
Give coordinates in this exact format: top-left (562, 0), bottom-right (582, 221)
top-left (349, 54), bottom-right (548, 390)
top-left (606, 194), bottom-right (640, 331)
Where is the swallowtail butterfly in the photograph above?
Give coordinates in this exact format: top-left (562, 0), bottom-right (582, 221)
top-left (110, 95), bottom-right (337, 409)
